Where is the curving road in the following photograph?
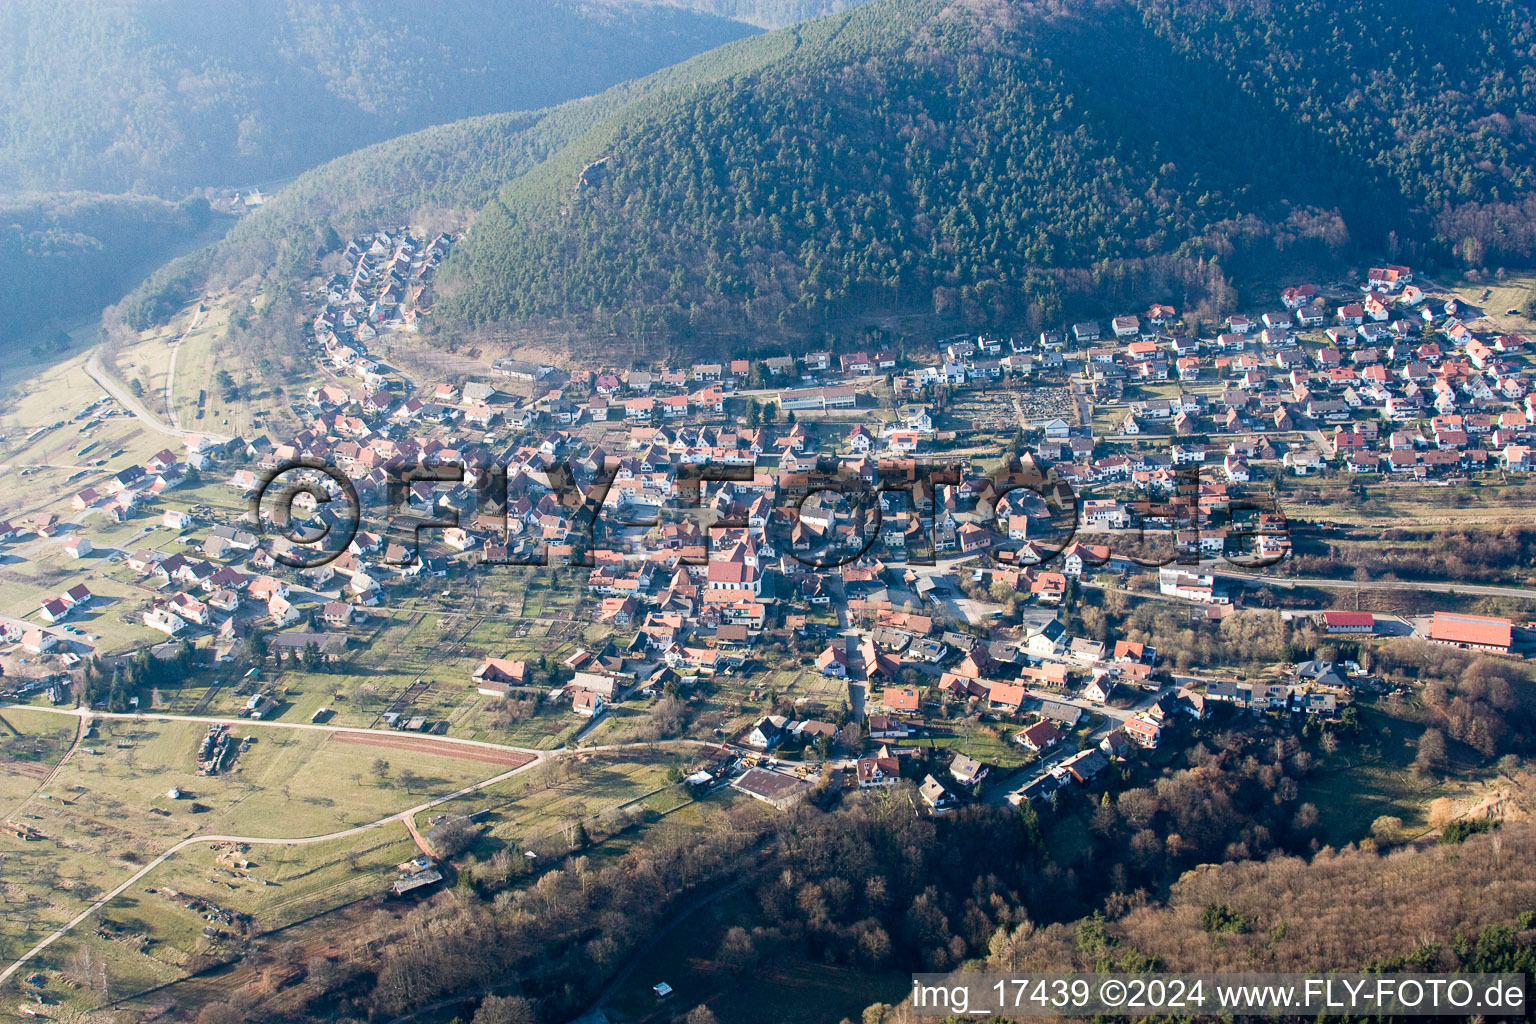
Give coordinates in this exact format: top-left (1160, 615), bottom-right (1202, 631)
top-left (83, 347), bottom-right (229, 446)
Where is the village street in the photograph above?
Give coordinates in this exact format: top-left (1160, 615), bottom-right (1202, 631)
top-left (983, 684), bottom-right (1169, 805)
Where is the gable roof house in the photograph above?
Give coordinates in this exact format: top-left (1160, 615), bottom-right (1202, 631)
top-left (1018, 719), bottom-right (1062, 751)
top-left (473, 657), bottom-right (530, 695)
top-left (748, 715), bottom-right (787, 750)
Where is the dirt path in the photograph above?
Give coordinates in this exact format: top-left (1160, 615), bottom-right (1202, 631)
top-left (3, 703), bottom-right (544, 758)
top-left (161, 304), bottom-right (205, 428)
top-left (330, 729), bottom-right (534, 767)
top-left (83, 346), bottom-right (229, 445)
top-left (1, 710), bottom-right (84, 821)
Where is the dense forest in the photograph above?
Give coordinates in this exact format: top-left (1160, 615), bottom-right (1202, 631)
top-left (0, 192), bottom-right (216, 349)
top-left (438, 0), bottom-right (1536, 350)
top-left (0, 0), bottom-right (772, 195)
top-left (640, 0), bottom-right (873, 29)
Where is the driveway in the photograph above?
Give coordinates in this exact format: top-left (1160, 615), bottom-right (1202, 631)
top-left (984, 686), bottom-right (1165, 806)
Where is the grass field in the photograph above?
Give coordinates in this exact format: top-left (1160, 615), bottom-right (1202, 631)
top-left (62, 718), bottom-right (499, 838)
top-left (412, 747), bottom-right (700, 859)
top-left (141, 825), bottom-right (418, 934)
top-left (0, 712), bottom-right (515, 971)
top-left (920, 717), bottom-right (1035, 769)
top-left (8, 714), bottom-right (496, 848)
top-left (237, 572), bottom-right (608, 744)
top-left (111, 327), bottom-right (180, 425)
top-left (1300, 705), bottom-right (1494, 847)
top-left (0, 704), bottom-right (78, 781)
top-left (1441, 271), bottom-right (1536, 336)
top-left (33, 823), bottom-right (420, 1013)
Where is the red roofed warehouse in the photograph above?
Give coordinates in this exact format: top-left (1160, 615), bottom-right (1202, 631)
top-left (1427, 612), bottom-right (1513, 654)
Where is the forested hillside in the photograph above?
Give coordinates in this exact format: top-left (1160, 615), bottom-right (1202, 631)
top-left (4, 0), bottom-right (861, 352)
top-left (439, 0), bottom-right (1536, 348)
top-left (0, 0), bottom-right (761, 194)
top-left (988, 823), bottom-right (1536, 978)
top-left (213, 20), bottom-right (817, 261)
top-left (113, 20), bottom-right (827, 339)
top-left (636, 0), bottom-right (872, 29)
top-left (1, 193), bottom-right (217, 349)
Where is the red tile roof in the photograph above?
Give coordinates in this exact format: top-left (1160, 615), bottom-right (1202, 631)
top-left (1428, 612), bottom-right (1512, 649)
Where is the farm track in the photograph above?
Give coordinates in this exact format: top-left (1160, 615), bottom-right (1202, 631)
top-left (329, 730), bottom-right (533, 766)
top-left (2, 711), bottom-right (84, 822)
top-left (0, 735), bottom-right (544, 989)
top-left (83, 347), bottom-right (228, 446)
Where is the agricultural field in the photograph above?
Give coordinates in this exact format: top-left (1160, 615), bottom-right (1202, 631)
top-left (413, 747), bottom-right (718, 861)
top-left (0, 711), bottom-right (528, 966)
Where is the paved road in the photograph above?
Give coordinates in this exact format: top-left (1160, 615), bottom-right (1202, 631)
top-left (572, 710), bottom-right (609, 745)
top-left (1213, 569), bottom-right (1536, 602)
top-left (83, 348), bottom-right (229, 446)
top-left (848, 680), bottom-right (866, 724)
